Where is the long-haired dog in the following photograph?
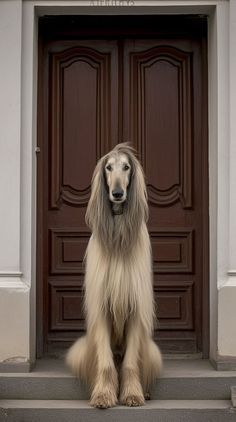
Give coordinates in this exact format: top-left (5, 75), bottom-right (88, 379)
top-left (66, 143), bottom-right (162, 408)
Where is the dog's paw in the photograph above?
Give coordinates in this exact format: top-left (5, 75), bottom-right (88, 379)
top-left (122, 394), bottom-right (145, 407)
top-left (144, 392), bottom-right (151, 400)
top-left (90, 393), bottom-right (117, 409)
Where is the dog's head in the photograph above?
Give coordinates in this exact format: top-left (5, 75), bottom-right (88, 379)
top-left (85, 143), bottom-right (148, 251)
top-left (104, 147), bottom-right (132, 204)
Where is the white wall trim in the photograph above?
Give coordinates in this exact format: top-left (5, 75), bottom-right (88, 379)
top-left (0, 279), bottom-right (29, 290)
top-left (0, 271), bottom-right (23, 278)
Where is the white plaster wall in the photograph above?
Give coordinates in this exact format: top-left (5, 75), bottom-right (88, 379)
top-left (228, 0), bottom-right (236, 276)
top-left (0, 0), bottom-right (236, 366)
top-left (0, 0), bottom-right (30, 363)
top-left (21, 0), bottom-right (38, 363)
top-left (0, 284), bottom-right (29, 362)
top-left (0, 0), bottom-right (21, 273)
top-left (208, 7), bottom-right (218, 362)
top-left (218, 287), bottom-right (236, 356)
top-left (218, 0), bottom-right (236, 358)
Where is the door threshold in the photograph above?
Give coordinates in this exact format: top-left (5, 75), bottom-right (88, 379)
top-left (163, 353), bottom-right (203, 360)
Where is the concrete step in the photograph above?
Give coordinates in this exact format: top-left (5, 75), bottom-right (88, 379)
top-left (0, 399), bottom-right (235, 422)
top-left (0, 359), bottom-right (236, 401)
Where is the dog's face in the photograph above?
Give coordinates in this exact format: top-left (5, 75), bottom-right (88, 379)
top-left (105, 153), bottom-right (131, 203)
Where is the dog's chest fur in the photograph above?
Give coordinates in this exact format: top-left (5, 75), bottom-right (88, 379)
top-left (85, 223), bottom-right (152, 340)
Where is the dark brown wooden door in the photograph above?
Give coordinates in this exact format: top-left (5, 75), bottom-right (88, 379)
top-left (37, 16), bottom-right (208, 357)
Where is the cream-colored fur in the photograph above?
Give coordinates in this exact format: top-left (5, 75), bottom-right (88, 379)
top-left (66, 144), bottom-right (162, 408)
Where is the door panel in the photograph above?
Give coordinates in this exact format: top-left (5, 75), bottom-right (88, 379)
top-left (39, 39), bottom-right (119, 349)
top-left (38, 16), bottom-right (208, 356)
top-left (123, 39), bottom-right (203, 352)
top-left (128, 45), bottom-right (192, 208)
top-left (50, 44), bottom-right (118, 209)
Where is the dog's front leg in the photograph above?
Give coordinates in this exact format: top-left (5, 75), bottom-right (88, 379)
top-left (90, 314), bottom-right (118, 409)
top-left (120, 316), bottom-right (145, 406)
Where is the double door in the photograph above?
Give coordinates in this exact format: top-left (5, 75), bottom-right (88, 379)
top-left (37, 16), bottom-right (208, 356)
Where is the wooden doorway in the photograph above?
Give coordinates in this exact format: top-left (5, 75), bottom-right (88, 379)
top-left (37, 15), bottom-right (209, 357)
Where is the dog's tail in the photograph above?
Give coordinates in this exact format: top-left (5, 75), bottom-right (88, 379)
top-left (140, 338), bottom-right (163, 392)
top-left (66, 336), bottom-right (90, 381)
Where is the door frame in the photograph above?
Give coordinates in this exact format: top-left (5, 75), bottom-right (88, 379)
top-left (37, 14), bottom-right (209, 358)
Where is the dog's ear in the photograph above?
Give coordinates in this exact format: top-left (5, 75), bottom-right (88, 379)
top-left (85, 155), bottom-right (113, 248)
top-left (85, 156), bottom-right (106, 230)
top-left (125, 152), bottom-right (148, 225)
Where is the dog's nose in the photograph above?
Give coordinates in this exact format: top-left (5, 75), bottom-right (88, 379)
top-left (112, 188), bottom-right (124, 199)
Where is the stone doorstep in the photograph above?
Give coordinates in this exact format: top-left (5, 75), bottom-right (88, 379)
top-left (0, 400), bottom-right (236, 422)
top-left (0, 359), bottom-right (236, 402)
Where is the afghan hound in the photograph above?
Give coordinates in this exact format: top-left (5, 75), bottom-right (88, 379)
top-left (66, 143), bottom-right (162, 408)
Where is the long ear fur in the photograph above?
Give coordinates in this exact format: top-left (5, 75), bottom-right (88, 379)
top-left (85, 154), bottom-right (114, 251)
top-left (123, 147), bottom-right (149, 226)
top-left (113, 145), bottom-right (148, 253)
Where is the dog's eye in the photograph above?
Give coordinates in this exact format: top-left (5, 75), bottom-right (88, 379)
top-left (106, 164), bottom-right (112, 171)
top-left (123, 164), bottom-right (130, 171)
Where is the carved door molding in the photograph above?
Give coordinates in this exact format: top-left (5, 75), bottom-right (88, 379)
top-left (130, 46), bottom-right (192, 208)
top-left (37, 16), bottom-right (208, 357)
top-left (50, 47), bottom-right (112, 208)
